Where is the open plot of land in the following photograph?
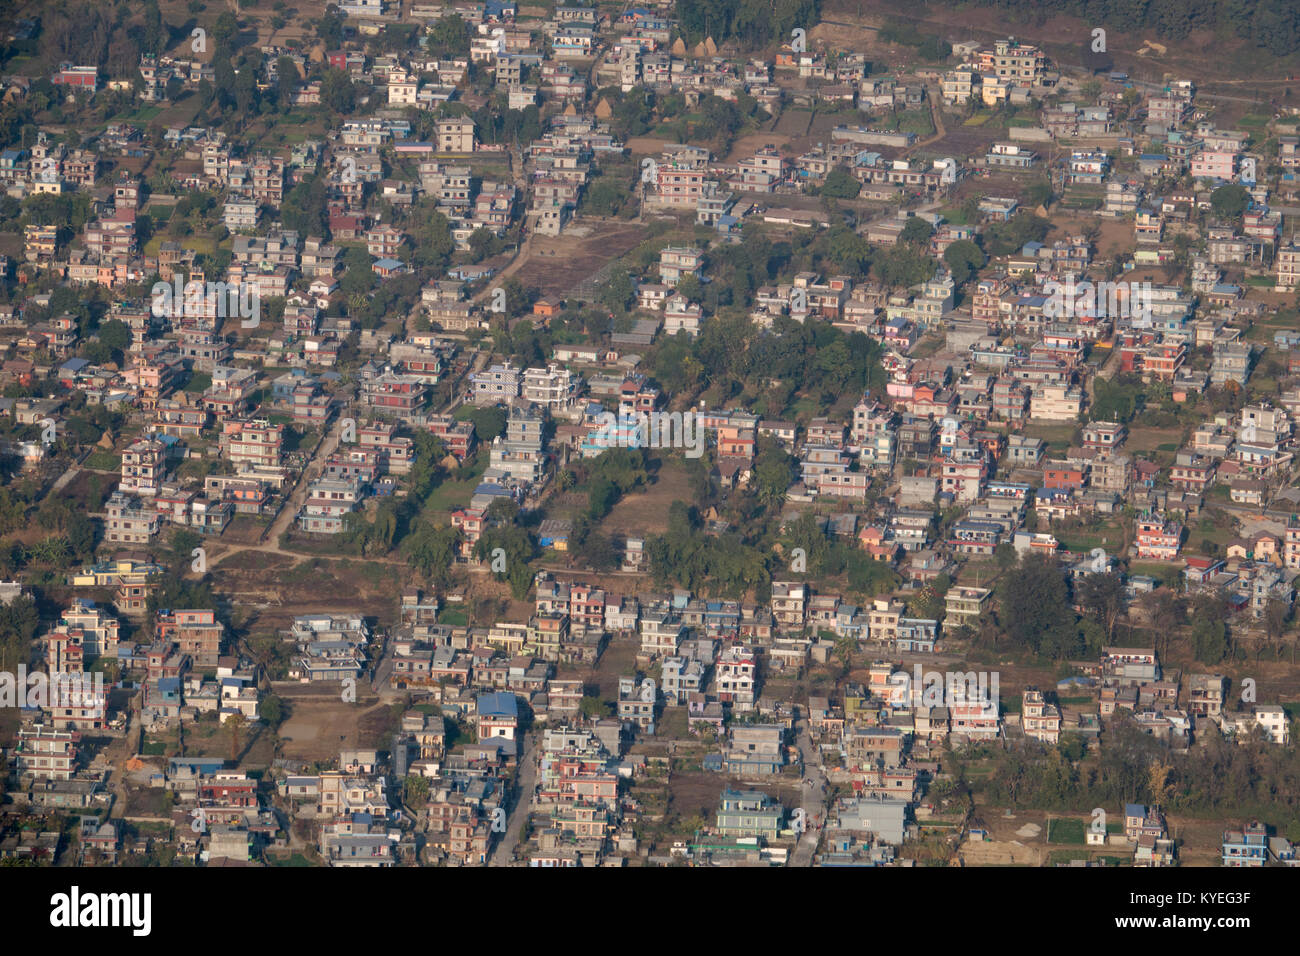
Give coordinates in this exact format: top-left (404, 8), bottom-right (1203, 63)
top-left (625, 136), bottom-right (675, 157)
top-left (599, 455), bottom-right (696, 538)
top-left (1125, 426), bottom-right (1186, 455)
top-left (276, 698), bottom-right (391, 763)
top-left (664, 770), bottom-right (727, 823)
top-left (724, 131), bottom-right (793, 164)
top-left (773, 107), bottom-right (816, 140)
top-left (210, 556), bottom-right (407, 632)
top-left (578, 635), bottom-right (640, 703)
top-left (511, 220), bottom-right (651, 300)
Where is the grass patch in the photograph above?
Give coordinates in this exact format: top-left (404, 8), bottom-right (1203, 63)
top-left (84, 452), bottom-right (121, 471)
top-left (423, 458), bottom-right (487, 514)
top-left (1047, 817), bottom-right (1086, 844)
top-left (268, 852), bottom-right (315, 866)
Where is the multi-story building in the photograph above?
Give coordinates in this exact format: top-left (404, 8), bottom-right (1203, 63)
top-left (157, 608), bottom-right (224, 668)
top-left (1222, 821), bottom-right (1269, 866)
top-left (104, 492), bottom-right (161, 545)
top-left (1134, 513), bottom-right (1182, 560)
top-left (220, 418), bottom-right (283, 469)
top-left (14, 726), bottom-right (80, 781)
top-left (120, 438), bottom-right (166, 497)
top-left (1186, 674), bottom-right (1226, 718)
top-left (770, 581), bottom-right (807, 630)
top-left (1021, 688), bottom-right (1061, 744)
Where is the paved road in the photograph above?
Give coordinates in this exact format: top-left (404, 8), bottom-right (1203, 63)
top-left (790, 717), bottom-right (829, 867)
top-left (489, 730), bottom-right (539, 866)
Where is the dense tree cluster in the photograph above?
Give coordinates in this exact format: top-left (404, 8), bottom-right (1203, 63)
top-left (939, 0), bottom-right (1300, 57)
top-left (675, 0), bottom-right (822, 49)
top-left (982, 718), bottom-right (1300, 837)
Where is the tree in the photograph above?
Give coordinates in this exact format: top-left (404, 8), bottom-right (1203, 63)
top-left (833, 634), bottom-right (856, 675)
top-left (427, 13), bottom-right (470, 56)
top-left (276, 56), bottom-right (299, 112)
top-left (403, 774), bottom-right (431, 808)
top-left (1076, 571), bottom-right (1126, 640)
top-left (213, 12), bottom-right (239, 50)
top-left (997, 554), bottom-right (1079, 657)
top-left (1265, 597), bottom-right (1290, 642)
top-left (225, 712), bottom-right (248, 761)
top-left (407, 203), bottom-right (455, 271)
top-left (900, 216), bottom-right (934, 245)
top-left (233, 62), bottom-right (260, 114)
top-left (599, 270), bottom-right (635, 313)
top-left (1210, 184), bottom-right (1250, 221)
top-left (320, 68), bottom-right (356, 114)
top-left (943, 239), bottom-right (985, 285)
top-left (403, 522), bottom-right (461, 584)
top-left (1192, 616), bottom-right (1228, 664)
top-left (994, 542), bottom-right (1017, 572)
top-left (98, 318), bottom-right (130, 354)
top-left (821, 166), bottom-right (861, 199)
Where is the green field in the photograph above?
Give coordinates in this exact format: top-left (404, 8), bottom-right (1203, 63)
top-left (84, 452), bottom-right (121, 471)
top-left (1048, 818), bottom-right (1087, 843)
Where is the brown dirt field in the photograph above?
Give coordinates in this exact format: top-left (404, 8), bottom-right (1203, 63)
top-left (581, 634), bottom-right (640, 701)
top-left (210, 547), bottom-right (295, 572)
top-left (1168, 816), bottom-right (1237, 866)
top-left (773, 107), bottom-right (816, 139)
top-left (277, 698), bottom-right (390, 763)
top-left (511, 220), bottom-right (650, 300)
top-left (216, 516), bottom-right (276, 547)
top-left (925, 121), bottom-right (1008, 163)
top-left (58, 470), bottom-right (109, 504)
top-left (665, 770), bottom-right (726, 820)
top-left (1045, 213), bottom-right (1135, 257)
top-left (599, 455), bottom-right (696, 538)
top-left (724, 131), bottom-right (793, 164)
top-left (626, 136), bottom-right (675, 157)
top-left (823, 0), bottom-right (1296, 91)
top-left (211, 556), bottom-right (407, 632)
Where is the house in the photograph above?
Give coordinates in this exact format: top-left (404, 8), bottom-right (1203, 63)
top-left (1021, 688), bottom-right (1061, 744)
top-left (724, 724), bottom-right (784, 775)
top-left (1222, 821), bottom-right (1269, 866)
top-left (715, 789), bottom-right (784, 840)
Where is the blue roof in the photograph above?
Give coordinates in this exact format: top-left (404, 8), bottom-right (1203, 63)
top-left (478, 691), bottom-right (518, 718)
top-left (60, 358), bottom-right (90, 373)
top-left (1125, 803), bottom-right (1145, 817)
